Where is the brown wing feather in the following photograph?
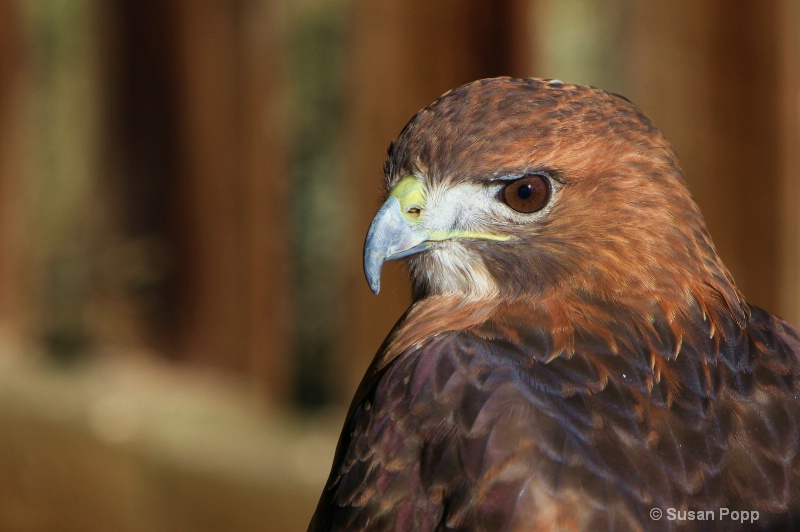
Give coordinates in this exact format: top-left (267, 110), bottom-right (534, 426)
top-left (311, 295), bottom-right (800, 531)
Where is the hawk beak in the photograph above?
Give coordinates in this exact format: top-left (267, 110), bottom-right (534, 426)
top-left (363, 195), bottom-right (429, 294)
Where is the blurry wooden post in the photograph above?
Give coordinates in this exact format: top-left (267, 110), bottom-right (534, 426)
top-left (241, 1), bottom-right (293, 404)
top-left (22, 1), bottom-right (106, 361)
top-left (338, 0), bottom-right (535, 399)
top-left (622, 0), bottom-right (799, 323)
top-left (0, 0), bottom-right (30, 339)
top-left (172, 0), bottom-right (291, 403)
top-left (777, 0), bottom-right (800, 323)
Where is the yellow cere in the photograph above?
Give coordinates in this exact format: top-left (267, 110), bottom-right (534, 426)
top-left (390, 176), bottom-right (426, 216)
top-left (388, 176), bottom-right (513, 243)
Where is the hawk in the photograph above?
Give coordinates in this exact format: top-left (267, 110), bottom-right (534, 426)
top-left (309, 77), bottom-right (800, 531)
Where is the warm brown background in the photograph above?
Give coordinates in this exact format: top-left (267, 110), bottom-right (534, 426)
top-left (0, 1), bottom-right (798, 530)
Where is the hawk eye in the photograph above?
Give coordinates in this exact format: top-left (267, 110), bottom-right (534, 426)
top-left (502, 175), bottom-right (550, 213)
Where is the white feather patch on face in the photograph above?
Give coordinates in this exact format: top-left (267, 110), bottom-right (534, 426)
top-left (405, 176), bottom-right (560, 298)
top-left (422, 181), bottom-right (502, 235)
top-left (407, 180), bottom-right (509, 299)
top-left (415, 241), bottom-right (500, 298)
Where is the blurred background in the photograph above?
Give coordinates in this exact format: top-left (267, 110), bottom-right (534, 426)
top-left (0, 0), bottom-right (798, 530)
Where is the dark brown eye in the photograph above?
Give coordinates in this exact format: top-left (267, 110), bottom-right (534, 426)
top-left (502, 175), bottom-right (550, 213)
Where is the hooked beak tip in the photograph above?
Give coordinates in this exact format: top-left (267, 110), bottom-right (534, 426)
top-left (363, 196), bottom-right (428, 295)
top-left (365, 252), bottom-right (382, 294)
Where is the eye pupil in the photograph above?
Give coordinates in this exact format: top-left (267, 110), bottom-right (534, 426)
top-left (516, 184), bottom-right (533, 199)
top-left (501, 175), bottom-right (550, 213)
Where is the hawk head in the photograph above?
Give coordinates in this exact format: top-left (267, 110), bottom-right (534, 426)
top-left (365, 77), bottom-right (743, 321)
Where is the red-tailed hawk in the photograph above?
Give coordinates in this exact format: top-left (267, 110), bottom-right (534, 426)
top-left (310, 77), bottom-right (800, 531)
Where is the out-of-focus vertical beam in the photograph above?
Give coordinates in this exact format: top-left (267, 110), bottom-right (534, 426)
top-left (172, 0), bottom-right (290, 403)
top-left (777, 0), bottom-right (800, 324)
top-left (241, 0), bottom-right (291, 402)
top-left (0, 1), bottom-right (30, 339)
top-left (172, 0), bottom-right (247, 373)
top-left (23, 0), bottom-right (105, 360)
